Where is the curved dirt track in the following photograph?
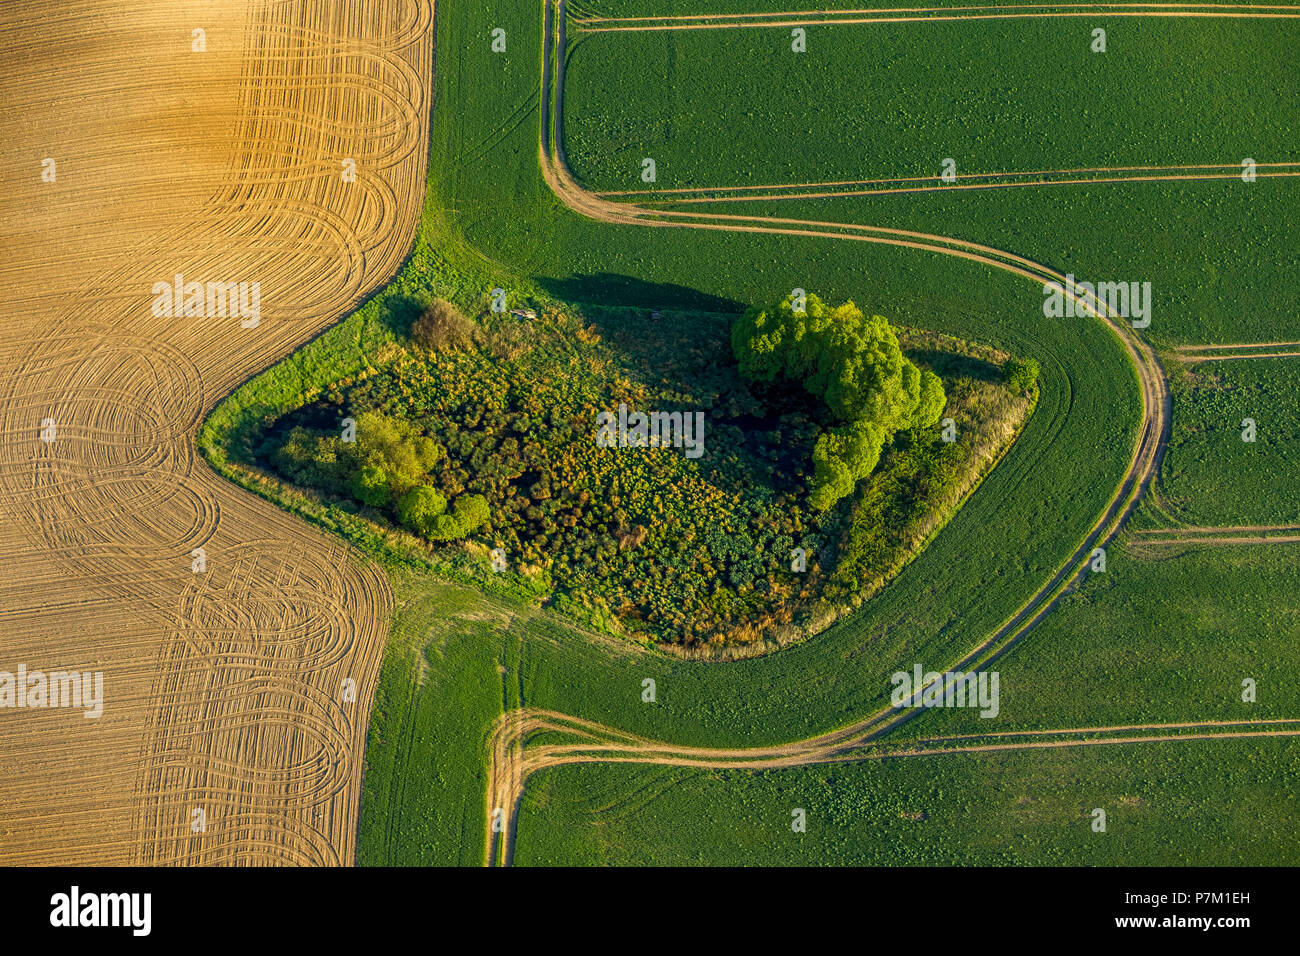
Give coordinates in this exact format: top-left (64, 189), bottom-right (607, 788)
top-left (0, 0), bottom-right (432, 865)
top-left (479, 0), bottom-right (1300, 866)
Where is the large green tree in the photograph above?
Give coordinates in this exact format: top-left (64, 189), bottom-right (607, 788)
top-left (732, 293), bottom-right (945, 510)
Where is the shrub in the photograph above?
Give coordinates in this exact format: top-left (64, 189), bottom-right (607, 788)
top-left (396, 485), bottom-right (448, 536)
top-left (411, 298), bottom-right (476, 352)
top-left (427, 493), bottom-right (490, 541)
top-left (1005, 357), bottom-right (1040, 394)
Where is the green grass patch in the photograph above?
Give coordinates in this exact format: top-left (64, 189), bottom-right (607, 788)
top-left (1157, 357), bottom-right (1300, 526)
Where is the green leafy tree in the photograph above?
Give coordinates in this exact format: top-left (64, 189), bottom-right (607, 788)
top-left (427, 493), bottom-right (490, 541)
top-left (396, 485), bottom-right (448, 537)
top-left (395, 486), bottom-right (489, 542)
top-left (349, 411), bottom-right (442, 496)
top-left (1005, 357), bottom-right (1040, 394)
top-left (351, 462), bottom-right (392, 507)
top-left (809, 420), bottom-right (886, 511)
top-left (733, 293), bottom-right (945, 510)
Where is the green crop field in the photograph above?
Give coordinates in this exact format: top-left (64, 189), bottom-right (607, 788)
top-left (560, 16), bottom-right (1300, 347)
top-left (199, 0), bottom-right (1300, 867)
top-left (1158, 357), bottom-right (1300, 526)
top-left (513, 736), bottom-right (1300, 865)
top-left (903, 540), bottom-right (1300, 734)
top-left (562, 19), bottom-right (1296, 188)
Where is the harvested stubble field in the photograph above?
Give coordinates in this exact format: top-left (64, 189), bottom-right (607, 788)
top-left (0, 0), bottom-right (432, 864)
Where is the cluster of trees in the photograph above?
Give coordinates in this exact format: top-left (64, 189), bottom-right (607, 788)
top-left (731, 293), bottom-right (946, 510)
top-left (270, 410), bottom-right (488, 541)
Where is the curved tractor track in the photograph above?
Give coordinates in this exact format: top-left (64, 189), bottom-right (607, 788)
top-left (481, 0), bottom-right (1300, 866)
top-left (0, 0), bottom-right (432, 865)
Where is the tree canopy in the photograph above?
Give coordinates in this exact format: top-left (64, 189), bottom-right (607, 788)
top-left (1005, 357), bottom-right (1040, 394)
top-left (270, 410), bottom-right (486, 541)
top-left (732, 293), bottom-right (945, 510)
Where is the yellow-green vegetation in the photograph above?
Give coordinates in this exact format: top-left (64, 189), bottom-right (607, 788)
top-left (271, 408), bottom-right (490, 543)
top-left (822, 328), bottom-right (1035, 614)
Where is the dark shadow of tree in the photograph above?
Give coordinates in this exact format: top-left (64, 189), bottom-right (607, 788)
top-left (380, 292), bottom-right (429, 339)
top-left (905, 348), bottom-right (1004, 384)
top-left (537, 273), bottom-right (744, 313)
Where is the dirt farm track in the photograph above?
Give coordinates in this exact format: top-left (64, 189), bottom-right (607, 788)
top-left (0, 0), bottom-right (432, 864)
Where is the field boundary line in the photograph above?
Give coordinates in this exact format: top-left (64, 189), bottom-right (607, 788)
top-left (573, 3), bottom-right (1300, 33)
top-left (574, 2), bottom-right (1300, 26)
top-left (597, 163), bottom-right (1300, 198)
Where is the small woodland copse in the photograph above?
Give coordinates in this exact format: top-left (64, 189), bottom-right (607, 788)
top-left (237, 291), bottom-right (1028, 652)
